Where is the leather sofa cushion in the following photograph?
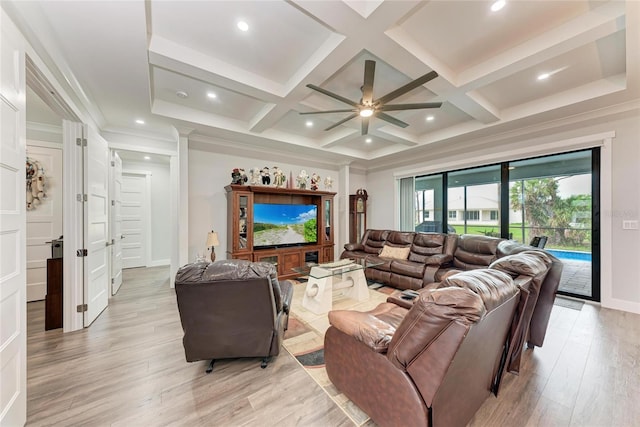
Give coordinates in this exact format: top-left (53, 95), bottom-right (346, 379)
top-left (390, 259), bottom-right (426, 279)
top-left (387, 231), bottom-right (415, 246)
top-left (439, 269), bottom-right (518, 312)
top-left (453, 235), bottom-right (501, 270)
top-left (387, 287), bottom-right (485, 370)
top-left (365, 256), bottom-right (392, 271)
top-left (489, 250), bottom-right (552, 278)
top-left (409, 233), bottom-right (446, 263)
top-left (363, 230), bottom-right (389, 254)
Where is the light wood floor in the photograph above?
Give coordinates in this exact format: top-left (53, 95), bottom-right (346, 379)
top-left (26, 267), bottom-right (640, 426)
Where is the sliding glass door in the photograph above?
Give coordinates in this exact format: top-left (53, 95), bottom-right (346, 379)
top-left (402, 148), bottom-right (600, 301)
top-left (508, 150), bottom-right (598, 299)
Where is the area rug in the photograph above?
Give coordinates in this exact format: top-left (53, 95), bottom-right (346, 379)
top-left (283, 279), bottom-right (393, 426)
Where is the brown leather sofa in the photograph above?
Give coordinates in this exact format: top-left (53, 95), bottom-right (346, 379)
top-left (174, 259), bottom-right (293, 372)
top-left (325, 269), bottom-right (523, 427)
top-left (341, 230), bottom-right (563, 349)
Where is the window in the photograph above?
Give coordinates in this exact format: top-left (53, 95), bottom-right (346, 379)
top-left (448, 210), bottom-right (457, 219)
top-left (490, 210), bottom-right (499, 221)
top-left (465, 210), bottom-right (480, 220)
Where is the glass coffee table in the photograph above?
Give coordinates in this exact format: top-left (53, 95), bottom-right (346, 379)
top-left (293, 258), bottom-right (383, 315)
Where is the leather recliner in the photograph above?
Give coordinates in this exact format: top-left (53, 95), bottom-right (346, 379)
top-left (174, 259), bottom-right (293, 372)
top-left (325, 269), bottom-right (523, 427)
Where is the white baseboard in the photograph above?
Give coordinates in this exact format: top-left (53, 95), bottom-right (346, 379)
top-left (148, 259), bottom-right (170, 267)
top-left (601, 297), bottom-right (640, 315)
top-left (27, 282), bottom-right (46, 302)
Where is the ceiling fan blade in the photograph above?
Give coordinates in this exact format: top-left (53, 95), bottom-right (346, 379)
top-left (306, 84), bottom-right (359, 107)
top-left (299, 109), bottom-right (357, 115)
top-left (361, 117), bottom-right (369, 135)
top-left (376, 112), bottom-right (409, 128)
top-left (375, 71), bottom-right (439, 105)
top-left (379, 102), bottom-right (442, 111)
top-left (361, 60), bottom-right (376, 105)
top-left (324, 113), bottom-right (359, 131)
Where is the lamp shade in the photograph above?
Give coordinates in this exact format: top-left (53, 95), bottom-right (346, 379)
top-left (206, 231), bottom-right (219, 247)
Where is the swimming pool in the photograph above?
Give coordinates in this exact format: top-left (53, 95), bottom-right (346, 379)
top-left (546, 249), bottom-right (592, 262)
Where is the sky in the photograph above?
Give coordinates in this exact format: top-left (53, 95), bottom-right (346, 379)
top-left (254, 203), bottom-right (317, 225)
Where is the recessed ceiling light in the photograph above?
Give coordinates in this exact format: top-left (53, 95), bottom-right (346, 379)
top-left (176, 90), bottom-right (188, 99)
top-left (305, 121), bottom-right (313, 127)
top-left (426, 115), bottom-right (435, 121)
top-left (491, 0), bottom-right (506, 12)
top-left (365, 138), bottom-right (372, 143)
top-left (537, 72), bottom-right (550, 81)
top-left (207, 92), bottom-right (217, 99)
top-left (237, 21), bottom-right (249, 32)
top-left (135, 119), bottom-right (145, 124)
top-left (144, 156), bottom-right (151, 160)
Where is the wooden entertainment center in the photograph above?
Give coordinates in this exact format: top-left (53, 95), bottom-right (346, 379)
top-left (225, 184), bottom-right (336, 279)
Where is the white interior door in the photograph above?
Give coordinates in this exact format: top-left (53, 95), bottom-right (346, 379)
top-left (26, 142), bottom-right (63, 302)
top-left (110, 151), bottom-right (123, 294)
top-left (122, 173), bottom-right (147, 269)
top-left (0, 14), bottom-right (27, 425)
top-left (83, 125), bottom-right (109, 326)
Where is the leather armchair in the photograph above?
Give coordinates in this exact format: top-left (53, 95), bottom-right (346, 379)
top-left (174, 259), bottom-right (293, 373)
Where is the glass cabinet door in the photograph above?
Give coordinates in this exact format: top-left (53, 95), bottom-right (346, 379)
top-left (238, 194), bottom-right (249, 249)
top-left (324, 198), bottom-right (333, 243)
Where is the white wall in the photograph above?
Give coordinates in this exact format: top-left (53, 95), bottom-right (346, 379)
top-left (188, 147), bottom-right (341, 263)
top-left (121, 160), bottom-right (171, 265)
top-left (366, 114), bottom-right (640, 313)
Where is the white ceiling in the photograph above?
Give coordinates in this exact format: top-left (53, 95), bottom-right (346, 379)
top-left (9, 0), bottom-right (639, 169)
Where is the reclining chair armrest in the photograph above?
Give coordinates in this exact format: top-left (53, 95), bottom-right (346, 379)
top-left (344, 243), bottom-right (364, 251)
top-left (423, 254), bottom-right (454, 283)
top-left (425, 254), bottom-right (453, 266)
top-left (328, 310), bottom-right (396, 353)
top-left (279, 279), bottom-right (294, 314)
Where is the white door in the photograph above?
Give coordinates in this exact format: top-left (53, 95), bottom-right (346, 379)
top-left (26, 143), bottom-right (63, 302)
top-left (83, 125), bottom-right (109, 326)
top-left (0, 13), bottom-right (27, 425)
top-left (122, 173), bottom-right (147, 269)
top-left (110, 151), bottom-right (123, 294)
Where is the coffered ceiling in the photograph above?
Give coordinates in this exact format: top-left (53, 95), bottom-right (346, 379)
top-left (7, 0), bottom-right (639, 169)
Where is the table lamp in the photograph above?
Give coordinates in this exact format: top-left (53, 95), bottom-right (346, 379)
top-left (206, 231), bottom-right (220, 262)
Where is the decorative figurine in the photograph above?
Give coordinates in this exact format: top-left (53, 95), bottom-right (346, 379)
top-left (296, 169), bottom-right (309, 189)
top-left (273, 166), bottom-right (286, 188)
top-left (249, 167), bottom-right (261, 185)
top-left (231, 168), bottom-right (247, 185)
top-left (310, 172), bottom-right (320, 191)
top-left (324, 175), bottom-right (333, 190)
top-left (261, 166), bottom-right (271, 185)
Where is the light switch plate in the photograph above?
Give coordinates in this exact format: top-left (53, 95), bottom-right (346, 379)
top-left (622, 220), bottom-right (638, 230)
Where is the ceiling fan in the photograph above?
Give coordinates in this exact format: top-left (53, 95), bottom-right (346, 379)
top-left (300, 60), bottom-right (442, 135)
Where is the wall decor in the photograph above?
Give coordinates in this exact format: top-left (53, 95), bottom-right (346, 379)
top-left (26, 157), bottom-right (48, 210)
top-left (296, 169), bottom-right (309, 189)
top-left (324, 176), bottom-right (333, 190)
top-left (273, 166), bottom-right (286, 188)
top-left (310, 172), bottom-right (320, 191)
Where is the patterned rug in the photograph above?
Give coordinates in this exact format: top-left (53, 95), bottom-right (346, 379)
top-left (283, 280), bottom-right (396, 426)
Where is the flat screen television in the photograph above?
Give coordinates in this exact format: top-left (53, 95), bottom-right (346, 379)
top-left (253, 203), bottom-right (317, 248)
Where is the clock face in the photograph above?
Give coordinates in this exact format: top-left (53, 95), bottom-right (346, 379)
top-left (356, 198), bottom-right (364, 213)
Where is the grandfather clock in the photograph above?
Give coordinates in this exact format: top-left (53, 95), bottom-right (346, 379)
top-left (349, 189), bottom-right (368, 243)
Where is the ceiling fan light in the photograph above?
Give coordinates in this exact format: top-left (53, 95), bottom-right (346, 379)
top-left (359, 108), bottom-right (374, 117)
